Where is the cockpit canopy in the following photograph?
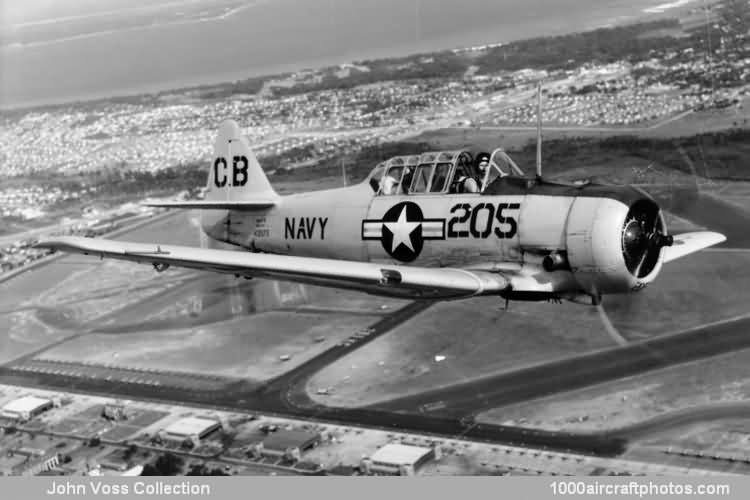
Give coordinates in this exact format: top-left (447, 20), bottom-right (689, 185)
top-left (367, 148), bottom-right (525, 195)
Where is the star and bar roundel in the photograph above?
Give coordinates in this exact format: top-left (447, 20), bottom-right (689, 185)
top-left (361, 202), bottom-right (446, 262)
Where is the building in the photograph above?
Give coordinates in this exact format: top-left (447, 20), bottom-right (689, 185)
top-left (17, 452), bottom-right (61, 476)
top-left (0, 396), bottom-right (53, 422)
top-left (0, 448), bottom-right (61, 476)
top-left (366, 443), bottom-right (434, 475)
top-left (0, 433), bottom-right (80, 476)
top-left (102, 403), bottom-right (127, 421)
top-left (260, 429), bottom-right (321, 459)
top-left (99, 451), bottom-right (130, 472)
top-left (160, 417), bottom-right (221, 446)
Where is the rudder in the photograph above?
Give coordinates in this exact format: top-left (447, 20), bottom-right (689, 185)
top-left (206, 120), bottom-right (277, 202)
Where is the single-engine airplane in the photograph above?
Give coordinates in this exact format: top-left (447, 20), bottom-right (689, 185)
top-left (38, 111), bottom-right (726, 306)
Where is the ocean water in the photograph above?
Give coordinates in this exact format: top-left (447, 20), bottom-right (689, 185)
top-left (0, 0), bottom-right (700, 108)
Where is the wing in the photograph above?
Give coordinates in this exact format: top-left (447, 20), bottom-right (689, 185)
top-left (662, 231), bottom-right (726, 263)
top-left (36, 236), bottom-right (510, 300)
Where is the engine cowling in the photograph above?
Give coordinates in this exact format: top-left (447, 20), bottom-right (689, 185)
top-left (565, 196), bottom-right (672, 296)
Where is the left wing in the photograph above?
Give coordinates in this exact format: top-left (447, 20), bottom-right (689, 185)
top-left (662, 231), bottom-right (726, 263)
top-left (36, 236), bottom-right (510, 300)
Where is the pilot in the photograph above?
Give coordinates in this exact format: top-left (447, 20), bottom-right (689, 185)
top-left (475, 152), bottom-right (491, 187)
top-left (461, 175), bottom-right (479, 193)
top-left (380, 172), bottom-right (399, 195)
top-left (380, 168), bottom-right (409, 195)
top-left (401, 165), bottom-right (414, 194)
top-left (453, 165), bottom-right (479, 193)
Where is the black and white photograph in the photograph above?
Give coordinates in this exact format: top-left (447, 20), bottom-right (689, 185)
top-left (0, 0), bottom-right (749, 488)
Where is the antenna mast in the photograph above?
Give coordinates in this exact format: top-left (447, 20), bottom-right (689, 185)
top-left (536, 81), bottom-right (543, 181)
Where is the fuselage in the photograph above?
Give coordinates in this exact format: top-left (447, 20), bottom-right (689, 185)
top-left (201, 176), bottom-right (661, 299)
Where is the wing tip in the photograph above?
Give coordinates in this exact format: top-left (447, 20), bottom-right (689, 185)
top-left (663, 230), bottom-right (728, 263)
top-left (34, 235), bottom-right (90, 250)
top-left (692, 231), bottom-right (726, 245)
top-left (33, 237), bottom-right (61, 249)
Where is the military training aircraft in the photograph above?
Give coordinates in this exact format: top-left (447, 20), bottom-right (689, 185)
top-left (38, 113), bottom-right (726, 306)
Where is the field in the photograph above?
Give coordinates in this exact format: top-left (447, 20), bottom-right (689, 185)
top-left (0, 217), bottom-right (34, 237)
top-left (602, 250), bottom-right (750, 339)
top-left (0, 306), bottom-right (65, 365)
top-left (22, 254), bottom-right (400, 381)
top-left (0, 212), bottom-right (200, 364)
top-left (625, 418), bottom-right (750, 461)
top-left (307, 248), bottom-right (750, 408)
top-left (307, 298), bottom-right (615, 407)
top-left (701, 182), bottom-right (750, 214)
top-left (644, 95), bottom-right (750, 139)
top-left (37, 309), bottom-right (381, 381)
top-left (475, 346), bottom-right (750, 437)
top-left (405, 127), bottom-right (618, 157)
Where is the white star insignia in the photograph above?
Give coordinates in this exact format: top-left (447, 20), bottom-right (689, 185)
top-left (384, 206), bottom-right (421, 254)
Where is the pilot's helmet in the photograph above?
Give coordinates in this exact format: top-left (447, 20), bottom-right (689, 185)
top-left (476, 152), bottom-right (491, 170)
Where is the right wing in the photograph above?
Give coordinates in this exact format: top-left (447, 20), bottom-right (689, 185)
top-left (36, 236), bottom-right (510, 300)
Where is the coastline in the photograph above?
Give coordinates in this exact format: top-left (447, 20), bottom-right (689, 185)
top-left (0, 0), bottom-right (715, 112)
top-left (1, 1), bottom-right (264, 51)
top-left (644, 0), bottom-right (702, 14)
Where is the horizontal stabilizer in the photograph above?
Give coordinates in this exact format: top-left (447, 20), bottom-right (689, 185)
top-left (144, 200), bottom-right (276, 210)
top-left (662, 231), bottom-right (726, 263)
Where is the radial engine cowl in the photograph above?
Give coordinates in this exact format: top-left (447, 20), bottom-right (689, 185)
top-left (565, 196), bottom-right (672, 295)
top-left (621, 199), bottom-right (674, 278)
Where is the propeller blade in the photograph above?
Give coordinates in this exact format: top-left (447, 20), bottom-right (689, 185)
top-left (633, 244), bottom-right (650, 278)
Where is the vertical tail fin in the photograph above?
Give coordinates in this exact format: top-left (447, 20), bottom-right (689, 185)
top-left (144, 120), bottom-right (277, 210)
top-left (206, 120), bottom-right (278, 202)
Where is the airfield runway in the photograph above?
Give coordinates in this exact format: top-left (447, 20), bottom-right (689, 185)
top-left (371, 313), bottom-right (750, 417)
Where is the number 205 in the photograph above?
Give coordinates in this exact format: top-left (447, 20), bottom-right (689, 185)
top-left (447, 202), bottom-right (520, 239)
